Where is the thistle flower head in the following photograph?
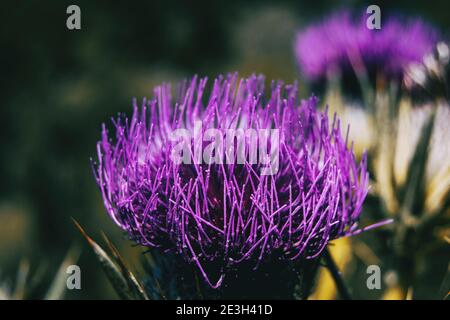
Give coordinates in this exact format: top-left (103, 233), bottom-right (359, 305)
top-left (93, 73), bottom-right (369, 288)
top-left (295, 11), bottom-right (439, 80)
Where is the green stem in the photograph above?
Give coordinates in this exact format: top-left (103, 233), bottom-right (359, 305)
top-left (323, 248), bottom-right (352, 300)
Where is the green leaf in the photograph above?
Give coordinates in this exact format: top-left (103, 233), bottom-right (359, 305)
top-left (101, 232), bottom-right (149, 300)
top-left (44, 245), bottom-right (81, 300)
top-left (73, 218), bottom-right (148, 300)
top-left (400, 110), bottom-right (436, 218)
top-left (13, 259), bottom-right (30, 299)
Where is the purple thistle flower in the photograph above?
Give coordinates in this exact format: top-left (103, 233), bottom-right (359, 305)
top-left (294, 11), bottom-right (439, 80)
top-left (93, 73), bottom-right (369, 288)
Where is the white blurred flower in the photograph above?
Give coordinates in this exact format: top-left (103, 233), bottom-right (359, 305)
top-left (394, 101), bottom-right (450, 213)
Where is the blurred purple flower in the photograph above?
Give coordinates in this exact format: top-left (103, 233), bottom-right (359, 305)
top-left (93, 74), bottom-right (370, 288)
top-left (294, 11), bottom-right (439, 80)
